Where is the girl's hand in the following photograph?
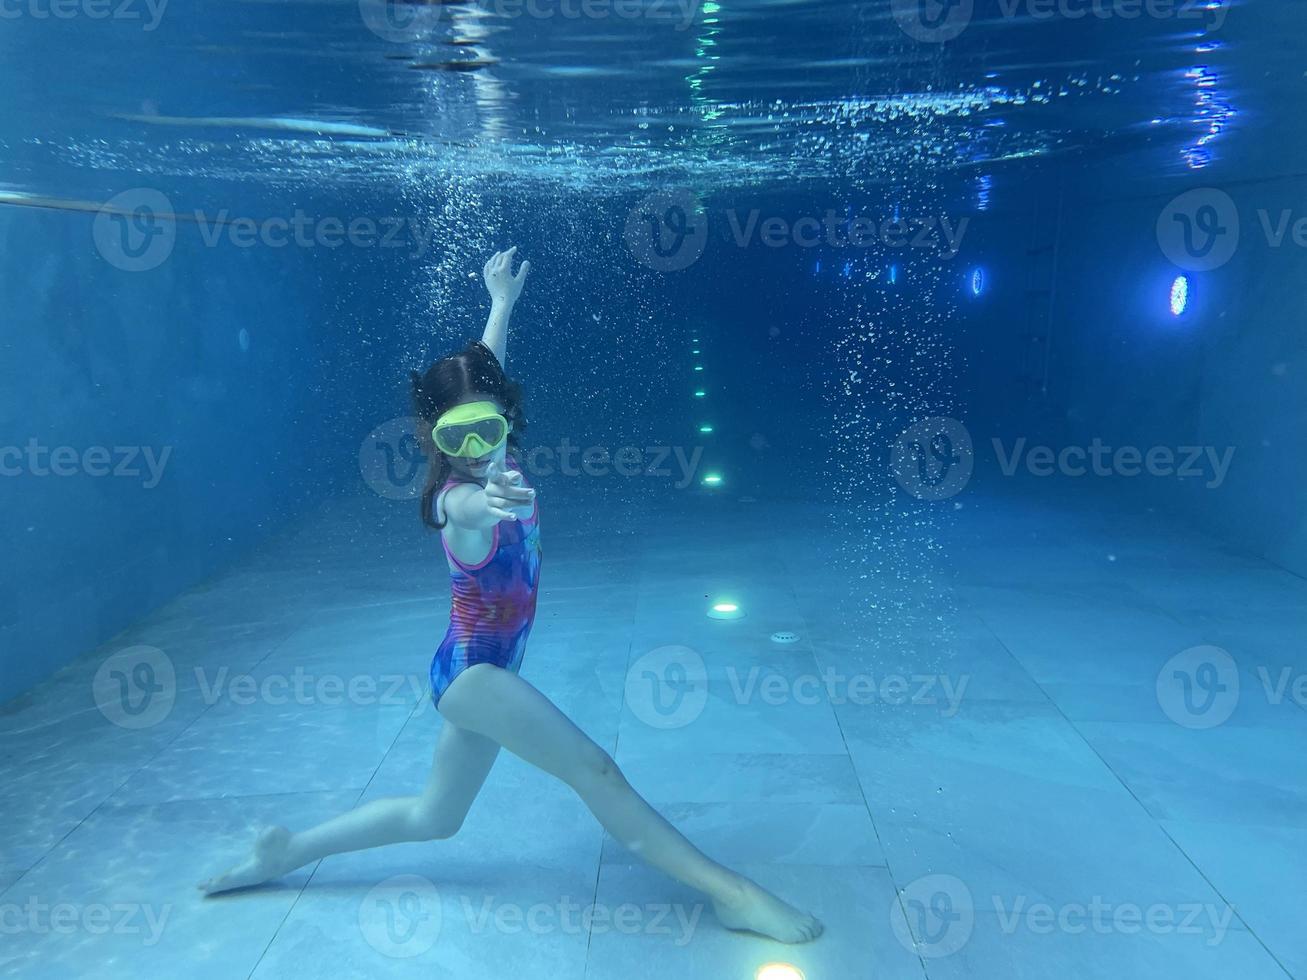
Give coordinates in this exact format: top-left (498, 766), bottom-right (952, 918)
top-left (483, 247), bottom-right (530, 308)
top-left (483, 458), bottom-right (535, 521)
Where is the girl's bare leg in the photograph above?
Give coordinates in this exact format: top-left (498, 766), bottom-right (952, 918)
top-left (436, 664), bottom-right (823, 944)
top-left (199, 720), bottom-right (500, 894)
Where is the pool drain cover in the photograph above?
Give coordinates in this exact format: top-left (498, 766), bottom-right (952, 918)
top-left (770, 631), bottom-right (800, 644)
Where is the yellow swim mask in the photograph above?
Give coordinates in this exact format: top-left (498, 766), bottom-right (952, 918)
top-left (431, 401), bottom-right (509, 458)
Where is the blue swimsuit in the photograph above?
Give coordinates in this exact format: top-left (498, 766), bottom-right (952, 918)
top-left (430, 457), bottom-right (542, 706)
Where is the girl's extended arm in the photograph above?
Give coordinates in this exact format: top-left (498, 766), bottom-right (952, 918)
top-left (439, 461), bottom-right (535, 531)
top-left (480, 246), bottom-right (530, 368)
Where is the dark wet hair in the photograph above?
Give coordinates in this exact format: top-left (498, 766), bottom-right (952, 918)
top-left (410, 339), bottom-right (527, 530)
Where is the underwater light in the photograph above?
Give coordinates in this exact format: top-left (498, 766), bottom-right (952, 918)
top-left (702, 472), bottom-right (723, 485)
top-left (1170, 275), bottom-right (1190, 316)
top-left (692, 348), bottom-right (700, 354)
top-left (707, 600), bottom-right (743, 620)
top-left (756, 965), bottom-right (804, 980)
top-left (699, 424), bottom-right (713, 433)
top-left (694, 389), bottom-right (706, 398)
top-left (969, 267), bottom-right (986, 296)
top-left (694, 365), bottom-right (704, 371)
top-left (888, 264), bottom-right (899, 285)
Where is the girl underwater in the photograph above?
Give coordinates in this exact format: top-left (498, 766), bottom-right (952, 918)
top-left (199, 247), bottom-right (823, 945)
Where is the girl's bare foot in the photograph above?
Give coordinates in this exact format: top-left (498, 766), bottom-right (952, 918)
top-left (197, 826), bottom-right (294, 896)
top-left (712, 877), bottom-right (824, 944)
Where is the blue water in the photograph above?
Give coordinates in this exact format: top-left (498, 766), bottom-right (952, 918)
top-left (2, 2), bottom-right (1306, 978)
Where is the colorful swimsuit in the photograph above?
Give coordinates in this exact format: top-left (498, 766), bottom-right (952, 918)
top-left (430, 456), bottom-right (542, 706)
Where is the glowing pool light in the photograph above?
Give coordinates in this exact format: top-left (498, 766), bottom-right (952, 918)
top-left (969, 266), bottom-right (986, 296)
top-left (1170, 274), bottom-right (1190, 316)
top-left (707, 599), bottom-right (743, 620)
top-left (756, 962), bottom-right (804, 980)
top-left (702, 473), bottom-right (723, 485)
top-left (694, 389), bottom-right (706, 398)
top-left (699, 424), bottom-right (713, 433)
top-left (694, 365), bottom-right (703, 371)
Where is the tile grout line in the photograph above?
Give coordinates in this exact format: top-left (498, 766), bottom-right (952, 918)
top-left (780, 538), bottom-right (932, 979)
top-left (974, 610), bottom-right (1296, 979)
top-left (1, 612), bottom-right (315, 905)
top-left (244, 632), bottom-right (429, 979)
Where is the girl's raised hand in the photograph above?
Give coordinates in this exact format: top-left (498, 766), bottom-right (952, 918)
top-left (482, 247), bottom-right (530, 308)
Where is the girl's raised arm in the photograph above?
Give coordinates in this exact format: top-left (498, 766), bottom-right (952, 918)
top-left (480, 246), bottom-right (530, 368)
